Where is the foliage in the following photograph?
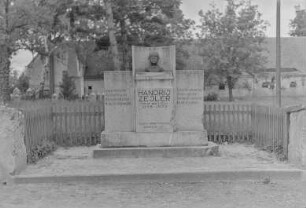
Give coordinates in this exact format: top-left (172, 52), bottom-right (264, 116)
top-left (204, 92), bottom-right (219, 101)
top-left (197, 0), bottom-right (267, 101)
top-left (27, 139), bottom-right (57, 164)
top-left (74, 0), bottom-right (195, 70)
top-left (59, 71), bottom-right (78, 100)
top-left (0, 0), bottom-right (33, 103)
top-left (9, 70), bottom-right (19, 93)
top-left (15, 73), bottom-right (29, 93)
top-left (290, 8), bottom-right (306, 36)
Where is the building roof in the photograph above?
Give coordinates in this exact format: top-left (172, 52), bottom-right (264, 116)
top-left (255, 67), bottom-right (301, 73)
top-left (263, 37), bottom-right (306, 73)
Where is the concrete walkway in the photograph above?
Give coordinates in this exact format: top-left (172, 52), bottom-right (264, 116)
top-left (14, 143), bottom-right (305, 183)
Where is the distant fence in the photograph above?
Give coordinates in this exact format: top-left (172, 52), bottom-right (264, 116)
top-left (18, 100), bottom-right (288, 158)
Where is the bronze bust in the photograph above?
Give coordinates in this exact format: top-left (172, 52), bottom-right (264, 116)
top-left (145, 51), bottom-right (165, 72)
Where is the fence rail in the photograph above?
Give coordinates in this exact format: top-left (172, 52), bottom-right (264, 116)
top-left (20, 101), bottom-right (288, 158)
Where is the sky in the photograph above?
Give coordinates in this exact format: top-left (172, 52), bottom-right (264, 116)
top-left (181, 0), bottom-right (306, 37)
top-left (11, 0), bottom-right (306, 73)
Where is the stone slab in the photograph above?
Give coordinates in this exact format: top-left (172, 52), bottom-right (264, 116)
top-left (288, 110), bottom-right (306, 166)
top-left (93, 143), bottom-right (217, 158)
top-left (100, 131), bottom-right (208, 148)
top-left (0, 106), bottom-right (27, 181)
top-left (14, 169), bottom-right (304, 184)
top-left (104, 71), bottom-right (134, 132)
top-left (176, 70), bottom-right (204, 131)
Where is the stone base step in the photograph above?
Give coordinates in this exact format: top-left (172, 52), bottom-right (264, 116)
top-left (100, 131), bottom-right (208, 148)
top-left (93, 142), bottom-right (218, 158)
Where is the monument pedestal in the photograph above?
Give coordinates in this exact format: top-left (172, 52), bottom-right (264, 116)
top-left (93, 142), bottom-right (218, 158)
top-left (96, 46), bottom-right (218, 159)
top-left (100, 130), bottom-right (208, 148)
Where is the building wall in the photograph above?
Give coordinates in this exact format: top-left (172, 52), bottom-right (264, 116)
top-left (254, 73), bottom-right (306, 97)
top-left (84, 79), bottom-right (104, 96)
top-left (206, 73), bottom-right (306, 98)
top-left (25, 57), bottom-right (44, 89)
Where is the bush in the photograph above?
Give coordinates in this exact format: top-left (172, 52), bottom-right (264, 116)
top-left (59, 72), bottom-right (78, 100)
top-left (27, 140), bottom-right (57, 164)
top-left (204, 92), bottom-right (218, 101)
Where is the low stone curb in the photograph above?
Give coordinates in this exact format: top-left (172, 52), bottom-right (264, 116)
top-left (14, 169), bottom-right (305, 184)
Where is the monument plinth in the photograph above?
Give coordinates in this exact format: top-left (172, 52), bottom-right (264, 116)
top-left (96, 46), bottom-right (215, 158)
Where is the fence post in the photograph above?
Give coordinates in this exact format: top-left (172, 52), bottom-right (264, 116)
top-left (284, 110), bottom-right (290, 158)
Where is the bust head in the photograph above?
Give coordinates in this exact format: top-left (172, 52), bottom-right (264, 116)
top-left (148, 51), bottom-right (160, 65)
top-left (145, 51), bottom-right (165, 72)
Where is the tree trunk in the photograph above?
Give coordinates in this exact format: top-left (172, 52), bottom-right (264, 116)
top-left (40, 36), bottom-right (51, 98)
top-left (0, 47), bottom-right (11, 104)
top-left (120, 19), bottom-right (129, 71)
top-left (0, 0), bottom-right (11, 103)
top-left (104, 0), bottom-right (121, 71)
top-left (227, 76), bottom-right (234, 102)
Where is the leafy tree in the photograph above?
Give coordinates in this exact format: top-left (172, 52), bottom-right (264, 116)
top-left (59, 71), bottom-right (78, 100)
top-left (9, 69), bottom-right (18, 93)
top-left (16, 72), bottom-right (29, 93)
top-left (19, 0), bottom-right (76, 95)
top-left (75, 0), bottom-right (195, 70)
top-left (197, 0), bottom-right (267, 101)
top-left (111, 0), bottom-right (195, 70)
top-left (104, 0), bottom-right (120, 71)
top-left (290, 7), bottom-right (306, 36)
top-left (0, 0), bottom-right (32, 103)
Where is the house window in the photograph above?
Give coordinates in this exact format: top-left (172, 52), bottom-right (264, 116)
top-left (290, 81), bottom-right (297, 88)
top-left (88, 86), bottom-right (93, 95)
top-left (262, 82), bottom-right (270, 88)
top-left (219, 83), bottom-right (225, 90)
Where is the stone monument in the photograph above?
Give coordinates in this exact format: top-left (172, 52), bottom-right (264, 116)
top-left (94, 46), bottom-right (217, 158)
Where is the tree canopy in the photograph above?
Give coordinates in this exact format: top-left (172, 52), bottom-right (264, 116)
top-left (290, 7), bottom-right (306, 36)
top-left (197, 0), bottom-right (267, 101)
top-left (0, 0), bottom-right (34, 103)
top-left (0, 0), bottom-right (193, 101)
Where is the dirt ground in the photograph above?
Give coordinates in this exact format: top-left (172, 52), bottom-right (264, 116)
top-left (0, 180), bottom-right (305, 208)
top-left (15, 143), bottom-right (298, 178)
top-left (1, 144), bottom-right (304, 208)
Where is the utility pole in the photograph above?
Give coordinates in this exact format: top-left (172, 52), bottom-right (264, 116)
top-left (276, 0), bottom-right (281, 107)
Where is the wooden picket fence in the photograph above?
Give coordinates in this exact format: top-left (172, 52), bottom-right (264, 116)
top-left (204, 102), bottom-right (288, 156)
top-left (52, 101), bottom-right (104, 146)
top-left (20, 100), bottom-right (288, 158)
top-left (252, 105), bottom-right (288, 155)
top-left (203, 103), bottom-right (253, 143)
top-left (23, 105), bottom-right (54, 155)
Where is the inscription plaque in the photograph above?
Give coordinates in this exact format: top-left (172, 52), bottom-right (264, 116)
top-left (176, 70), bottom-right (204, 131)
top-left (104, 72), bottom-right (134, 132)
top-left (136, 88), bottom-right (174, 132)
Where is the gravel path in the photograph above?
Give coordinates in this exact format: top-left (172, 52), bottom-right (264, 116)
top-left (0, 180), bottom-right (305, 208)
